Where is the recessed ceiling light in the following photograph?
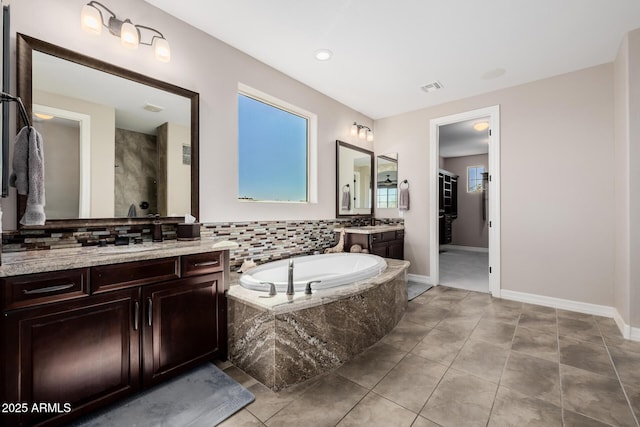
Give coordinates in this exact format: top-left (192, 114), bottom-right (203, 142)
top-left (482, 68), bottom-right (506, 80)
top-left (34, 113), bottom-right (54, 120)
top-left (314, 49), bottom-right (332, 61)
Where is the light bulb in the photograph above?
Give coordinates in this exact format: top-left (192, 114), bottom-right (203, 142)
top-left (358, 127), bottom-right (366, 139)
top-left (81, 4), bottom-right (102, 35)
top-left (120, 21), bottom-right (139, 49)
top-left (366, 130), bottom-right (374, 142)
top-left (351, 123), bottom-right (358, 136)
top-left (154, 37), bottom-right (171, 62)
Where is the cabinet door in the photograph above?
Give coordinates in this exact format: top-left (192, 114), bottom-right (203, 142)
top-left (2, 289), bottom-right (140, 426)
top-left (141, 273), bottom-right (223, 386)
top-left (371, 243), bottom-right (388, 258)
top-left (388, 241), bottom-right (404, 260)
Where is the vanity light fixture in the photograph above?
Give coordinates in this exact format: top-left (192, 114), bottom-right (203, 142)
top-left (473, 121), bottom-right (489, 132)
top-left (350, 122), bottom-right (374, 142)
top-left (80, 1), bottom-right (171, 62)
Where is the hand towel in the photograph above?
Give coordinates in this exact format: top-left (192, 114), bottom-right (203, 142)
top-left (10, 126), bottom-right (46, 225)
top-left (399, 187), bottom-right (410, 211)
top-left (341, 188), bottom-right (351, 211)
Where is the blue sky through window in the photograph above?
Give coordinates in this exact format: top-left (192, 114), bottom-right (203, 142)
top-left (238, 94), bottom-right (308, 202)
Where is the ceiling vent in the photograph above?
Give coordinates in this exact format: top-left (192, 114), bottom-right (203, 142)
top-left (144, 102), bottom-right (164, 113)
top-left (420, 81), bottom-right (444, 93)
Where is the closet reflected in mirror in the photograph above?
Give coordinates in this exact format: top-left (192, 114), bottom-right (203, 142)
top-left (376, 153), bottom-right (398, 209)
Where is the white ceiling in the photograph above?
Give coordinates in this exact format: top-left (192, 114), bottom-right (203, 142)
top-left (33, 51), bottom-right (190, 135)
top-left (145, 0), bottom-right (640, 120)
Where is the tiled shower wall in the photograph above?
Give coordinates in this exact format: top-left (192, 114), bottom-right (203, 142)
top-left (2, 218), bottom-right (404, 271)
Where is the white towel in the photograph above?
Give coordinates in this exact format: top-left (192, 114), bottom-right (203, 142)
top-left (341, 189), bottom-right (351, 211)
top-left (399, 187), bottom-right (410, 211)
top-left (10, 126), bottom-right (46, 225)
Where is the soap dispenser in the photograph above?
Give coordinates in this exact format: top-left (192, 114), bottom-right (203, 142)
top-left (152, 216), bottom-right (163, 242)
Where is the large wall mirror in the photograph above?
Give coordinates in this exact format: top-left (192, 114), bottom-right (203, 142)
top-left (16, 33), bottom-right (199, 228)
top-left (376, 153), bottom-right (398, 209)
top-left (336, 140), bottom-right (373, 217)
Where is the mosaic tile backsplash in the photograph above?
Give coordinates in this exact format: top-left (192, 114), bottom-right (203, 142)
top-left (2, 218), bottom-right (403, 271)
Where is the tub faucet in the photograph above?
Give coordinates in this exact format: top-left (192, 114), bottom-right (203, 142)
top-left (287, 258), bottom-right (295, 295)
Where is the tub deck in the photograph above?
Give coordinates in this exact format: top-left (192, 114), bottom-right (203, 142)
top-left (226, 259), bottom-right (410, 390)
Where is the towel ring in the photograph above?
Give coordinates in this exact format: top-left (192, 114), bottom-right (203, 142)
top-left (342, 184), bottom-right (350, 192)
top-left (400, 179), bottom-right (409, 189)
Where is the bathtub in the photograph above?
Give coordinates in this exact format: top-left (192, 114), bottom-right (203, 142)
top-left (239, 253), bottom-right (387, 293)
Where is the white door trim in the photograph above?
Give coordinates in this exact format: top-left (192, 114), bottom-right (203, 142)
top-left (429, 105), bottom-right (501, 297)
top-left (34, 104), bottom-right (91, 218)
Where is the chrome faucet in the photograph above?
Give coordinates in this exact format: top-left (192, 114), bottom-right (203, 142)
top-left (287, 258), bottom-right (295, 295)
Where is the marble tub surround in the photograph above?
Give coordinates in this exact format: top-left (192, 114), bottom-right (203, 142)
top-left (227, 259), bottom-right (409, 390)
top-left (0, 238), bottom-right (238, 277)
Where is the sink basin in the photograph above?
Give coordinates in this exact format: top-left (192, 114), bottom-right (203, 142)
top-left (98, 245), bottom-right (158, 254)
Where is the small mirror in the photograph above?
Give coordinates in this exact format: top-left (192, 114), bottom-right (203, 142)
top-left (336, 140), bottom-right (373, 217)
top-left (376, 153), bottom-right (398, 209)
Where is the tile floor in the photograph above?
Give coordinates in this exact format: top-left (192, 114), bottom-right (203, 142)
top-left (218, 286), bottom-right (640, 427)
top-left (439, 248), bottom-right (489, 293)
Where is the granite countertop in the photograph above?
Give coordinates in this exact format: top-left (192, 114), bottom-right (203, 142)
top-left (226, 258), bottom-right (410, 315)
top-left (334, 224), bottom-right (404, 234)
top-left (0, 238), bottom-right (239, 277)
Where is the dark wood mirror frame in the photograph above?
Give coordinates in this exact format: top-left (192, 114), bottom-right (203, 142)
top-left (15, 33), bottom-right (199, 229)
top-left (335, 140), bottom-right (374, 218)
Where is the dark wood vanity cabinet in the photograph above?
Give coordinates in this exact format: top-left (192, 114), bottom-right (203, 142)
top-left (343, 229), bottom-right (405, 260)
top-left (142, 272), bottom-right (223, 386)
top-left (0, 251), bottom-right (227, 427)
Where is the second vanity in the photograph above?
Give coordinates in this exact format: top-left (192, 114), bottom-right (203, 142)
top-left (0, 239), bottom-right (237, 427)
top-left (335, 224), bottom-right (405, 259)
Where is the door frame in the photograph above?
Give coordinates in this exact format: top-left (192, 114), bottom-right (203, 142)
top-left (429, 105), bottom-right (501, 296)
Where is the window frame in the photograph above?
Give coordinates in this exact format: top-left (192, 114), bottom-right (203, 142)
top-left (237, 83), bottom-right (318, 204)
top-left (467, 165), bottom-right (486, 193)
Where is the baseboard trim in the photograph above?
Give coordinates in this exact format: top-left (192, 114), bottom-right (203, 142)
top-left (407, 274), bottom-right (431, 285)
top-left (501, 289), bottom-right (640, 341)
top-left (500, 289), bottom-right (615, 317)
top-left (440, 245), bottom-right (489, 253)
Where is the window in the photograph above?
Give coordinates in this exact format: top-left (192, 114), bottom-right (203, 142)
top-left (467, 165), bottom-right (486, 193)
top-left (238, 86), bottom-right (316, 202)
top-left (376, 188), bottom-right (398, 208)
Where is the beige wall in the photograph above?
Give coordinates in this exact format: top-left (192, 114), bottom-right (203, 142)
top-left (443, 154), bottom-right (489, 248)
top-left (1, 0), bottom-right (372, 229)
top-left (375, 64), bottom-right (615, 306)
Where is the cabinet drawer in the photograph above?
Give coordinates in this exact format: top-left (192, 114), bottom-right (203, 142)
top-left (372, 231), bottom-right (397, 243)
top-left (2, 268), bottom-right (89, 310)
top-left (182, 252), bottom-right (223, 277)
top-left (92, 257), bottom-right (179, 293)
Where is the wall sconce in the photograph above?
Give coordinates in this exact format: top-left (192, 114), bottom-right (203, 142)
top-left (80, 1), bottom-right (171, 62)
top-left (350, 122), bottom-right (374, 142)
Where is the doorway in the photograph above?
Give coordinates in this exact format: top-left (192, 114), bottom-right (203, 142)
top-left (429, 106), bottom-right (501, 296)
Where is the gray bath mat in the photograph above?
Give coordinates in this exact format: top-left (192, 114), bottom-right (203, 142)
top-left (71, 363), bottom-right (254, 427)
top-left (408, 281), bottom-right (432, 300)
